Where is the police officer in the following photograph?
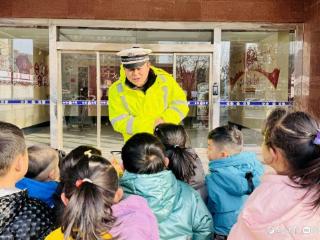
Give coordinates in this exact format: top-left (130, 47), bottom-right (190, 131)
top-left (108, 47), bottom-right (189, 141)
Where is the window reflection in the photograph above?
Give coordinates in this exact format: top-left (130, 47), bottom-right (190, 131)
top-left (220, 31), bottom-right (294, 145)
top-left (0, 27), bottom-right (49, 131)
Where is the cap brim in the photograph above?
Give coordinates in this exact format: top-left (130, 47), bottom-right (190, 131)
top-left (123, 61), bottom-right (146, 69)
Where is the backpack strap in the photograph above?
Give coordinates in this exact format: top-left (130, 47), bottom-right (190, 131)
top-left (245, 171), bottom-right (255, 194)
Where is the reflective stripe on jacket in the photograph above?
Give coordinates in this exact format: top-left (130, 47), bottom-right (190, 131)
top-left (108, 65), bottom-right (189, 141)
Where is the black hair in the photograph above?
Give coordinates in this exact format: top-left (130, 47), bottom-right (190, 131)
top-left (121, 133), bottom-right (166, 174)
top-left (262, 107), bottom-right (289, 147)
top-left (60, 150), bottom-right (118, 240)
top-left (0, 121), bottom-right (26, 176)
top-left (59, 145), bottom-right (102, 182)
top-left (208, 125), bottom-right (243, 152)
top-left (263, 108), bottom-right (320, 208)
top-left (154, 123), bottom-right (196, 183)
top-left (26, 145), bottom-right (59, 181)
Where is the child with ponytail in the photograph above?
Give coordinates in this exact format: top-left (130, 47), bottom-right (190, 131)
top-left (229, 108), bottom-right (320, 240)
top-left (46, 146), bottom-right (159, 240)
top-left (120, 133), bottom-right (213, 240)
top-left (154, 123), bottom-right (207, 201)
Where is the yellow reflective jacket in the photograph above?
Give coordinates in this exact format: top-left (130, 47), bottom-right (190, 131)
top-left (109, 66), bottom-right (189, 141)
top-left (45, 227), bottom-right (112, 240)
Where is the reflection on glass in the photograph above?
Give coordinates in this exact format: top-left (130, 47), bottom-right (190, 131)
top-left (99, 53), bottom-right (123, 154)
top-left (100, 54), bottom-right (120, 101)
top-left (176, 55), bottom-right (210, 148)
top-left (0, 38), bottom-right (49, 100)
top-left (61, 53), bottom-right (98, 148)
top-left (220, 31), bottom-right (294, 145)
top-left (149, 54), bottom-right (173, 74)
top-left (0, 27), bottom-right (50, 140)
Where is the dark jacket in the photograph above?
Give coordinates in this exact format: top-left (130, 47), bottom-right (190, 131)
top-left (0, 190), bottom-right (55, 239)
top-left (188, 149), bottom-right (208, 203)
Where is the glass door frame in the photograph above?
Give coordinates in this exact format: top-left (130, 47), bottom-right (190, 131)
top-left (55, 43), bottom-right (215, 149)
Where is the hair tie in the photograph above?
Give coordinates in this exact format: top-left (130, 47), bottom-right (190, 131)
top-left (84, 150), bottom-right (92, 158)
top-left (75, 178), bottom-right (93, 188)
top-left (314, 129), bottom-right (320, 145)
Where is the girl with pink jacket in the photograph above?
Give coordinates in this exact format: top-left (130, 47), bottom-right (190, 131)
top-left (46, 147), bottom-right (159, 240)
top-left (229, 108), bottom-right (320, 240)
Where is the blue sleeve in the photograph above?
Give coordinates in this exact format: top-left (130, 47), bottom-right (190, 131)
top-left (205, 174), bottom-right (217, 215)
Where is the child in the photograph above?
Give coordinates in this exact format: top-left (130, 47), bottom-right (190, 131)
top-left (0, 121), bottom-right (55, 239)
top-left (59, 145), bottom-right (102, 183)
top-left (16, 145), bottom-right (60, 207)
top-left (206, 125), bottom-right (264, 239)
top-left (26, 145), bottom-right (60, 181)
top-left (228, 108), bottom-right (320, 240)
top-left (154, 123), bottom-right (207, 201)
top-left (54, 145), bottom-right (103, 226)
top-left (120, 132), bottom-right (213, 240)
top-left (46, 146), bottom-right (159, 240)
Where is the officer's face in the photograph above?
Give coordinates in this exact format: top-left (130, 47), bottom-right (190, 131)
top-left (124, 62), bottom-right (150, 88)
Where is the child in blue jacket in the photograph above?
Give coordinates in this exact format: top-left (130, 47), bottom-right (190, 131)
top-left (16, 145), bottom-right (61, 207)
top-left (206, 126), bottom-right (264, 240)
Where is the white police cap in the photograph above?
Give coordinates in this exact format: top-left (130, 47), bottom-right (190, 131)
top-left (117, 47), bottom-right (152, 69)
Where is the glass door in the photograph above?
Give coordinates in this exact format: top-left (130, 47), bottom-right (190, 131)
top-left (61, 52), bottom-right (98, 151)
top-left (220, 31), bottom-right (294, 146)
top-left (99, 52), bottom-right (122, 155)
top-left (175, 54), bottom-right (212, 148)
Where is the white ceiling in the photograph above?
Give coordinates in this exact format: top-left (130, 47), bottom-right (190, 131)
top-left (0, 27), bottom-right (49, 50)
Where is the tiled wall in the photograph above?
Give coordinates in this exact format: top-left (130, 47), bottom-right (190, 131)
top-left (304, 0), bottom-right (320, 119)
top-left (0, 0), bottom-right (304, 23)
